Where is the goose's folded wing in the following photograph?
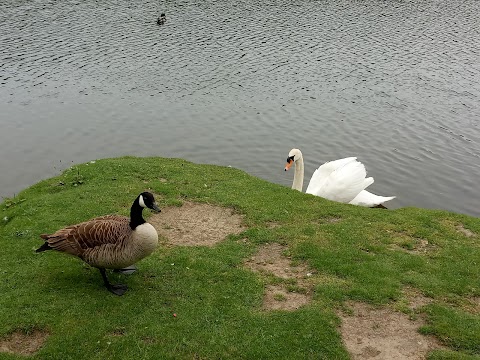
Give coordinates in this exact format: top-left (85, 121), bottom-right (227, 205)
top-left (42, 218), bottom-right (131, 254)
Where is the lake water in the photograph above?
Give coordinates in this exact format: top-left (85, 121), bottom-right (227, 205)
top-left (1, 0), bottom-right (479, 217)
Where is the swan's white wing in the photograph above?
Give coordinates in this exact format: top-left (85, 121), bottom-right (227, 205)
top-left (309, 160), bottom-right (374, 203)
top-left (350, 190), bottom-right (396, 207)
top-left (305, 157), bottom-right (357, 195)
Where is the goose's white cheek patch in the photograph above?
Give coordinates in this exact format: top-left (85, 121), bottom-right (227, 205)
top-left (139, 195), bottom-right (146, 208)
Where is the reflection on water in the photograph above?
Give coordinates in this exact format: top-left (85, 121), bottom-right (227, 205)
top-left (1, 0), bottom-right (479, 216)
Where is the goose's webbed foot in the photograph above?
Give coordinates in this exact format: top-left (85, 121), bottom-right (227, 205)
top-left (107, 283), bottom-right (128, 296)
top-left (99, 268), bottom-right (128, 296)
top-left (113, 265), bottom-right (137, 275)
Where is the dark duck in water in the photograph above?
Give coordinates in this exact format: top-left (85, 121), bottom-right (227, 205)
top-left (157, 13), bottom-right (166, 25)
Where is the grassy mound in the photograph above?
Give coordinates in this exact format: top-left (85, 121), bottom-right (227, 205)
top-left (1, 157), bottom-right (479, 359)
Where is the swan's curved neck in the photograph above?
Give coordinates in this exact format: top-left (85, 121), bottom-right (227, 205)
top-left (292, 157), bottom-right (304, 192)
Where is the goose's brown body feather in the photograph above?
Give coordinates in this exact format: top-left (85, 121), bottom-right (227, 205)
top-left (40, 216), bottom-right (158, 269)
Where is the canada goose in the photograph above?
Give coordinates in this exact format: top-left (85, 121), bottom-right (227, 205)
top-left (157, 13), bottom-right (166, 25)
top-left (36, 192), bottom-right (161, 295)
top-left (285, 148), bottom-right (395, 207)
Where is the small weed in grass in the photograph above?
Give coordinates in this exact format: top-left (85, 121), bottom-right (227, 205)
top-left (70, 166), bottom-right (85, 186)
top-left (2, 197), bottom-right (26, 209)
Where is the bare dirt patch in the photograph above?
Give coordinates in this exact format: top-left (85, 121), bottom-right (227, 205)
top-left (244, 243), bottom-right (313, 311)
top-left (149, 201), bottom-right (245, 247)
top-left (389, 233), bottom-right (438, 255)
top-left (455, 224), bottom-right (476, 238)
top-left (402, 287), bottom-right (433, 310)
top-left (339, 300), bottom-right (444, 360)
top-left (0, 330), bottom-right (48, 356)
top-left (441, 220), bottom-right (477, 238)
top-left (462, 296), bottom-right (480, 315)
top-left (263, 285), bottom-right (310, 311)
top-left (471, 297), bottom-right (480, 313)
top-left (108, 327), bottom-right (126, 337)
top-left (244, 243), bottom-right (309, 279)
top-left (313, 217), bottom-right (342, 225)
top-left (265, 221), bottom-right (281, 229)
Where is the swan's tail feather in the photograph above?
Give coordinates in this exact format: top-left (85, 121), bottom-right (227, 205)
top-left (349, 190), bottom-right (395, 207)
top-left (363, 176), bottom-right (374, 190)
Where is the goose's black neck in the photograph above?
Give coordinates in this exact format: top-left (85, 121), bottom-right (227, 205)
top-left (129, 197), bottom-right (146, 230)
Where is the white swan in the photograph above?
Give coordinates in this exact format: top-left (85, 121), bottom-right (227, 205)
top-left (284, 148), bottom-right (395, 207)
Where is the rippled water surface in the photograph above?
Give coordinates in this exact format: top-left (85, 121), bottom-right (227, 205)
top-left (1, 0), bottom-right (479, 216)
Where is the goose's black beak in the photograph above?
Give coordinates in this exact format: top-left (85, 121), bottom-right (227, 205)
top-left (151, 203), bottom-right (161, 213)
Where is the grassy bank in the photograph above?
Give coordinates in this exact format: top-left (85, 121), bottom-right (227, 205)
top-left (1, 157), bottom-right (479, 359)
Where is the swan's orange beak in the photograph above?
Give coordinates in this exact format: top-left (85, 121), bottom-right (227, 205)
top-left (284, 160), bottom-right (293, 171)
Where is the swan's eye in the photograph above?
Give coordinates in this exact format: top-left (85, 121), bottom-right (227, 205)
top-left (287, 156), bottom-right (295, 163)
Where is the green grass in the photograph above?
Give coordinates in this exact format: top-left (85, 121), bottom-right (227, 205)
top-left (1, 156), bottom-right (479, 359)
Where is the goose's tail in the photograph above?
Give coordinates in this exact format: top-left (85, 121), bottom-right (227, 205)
top-left (36, 234), bottom-right (53, 252)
